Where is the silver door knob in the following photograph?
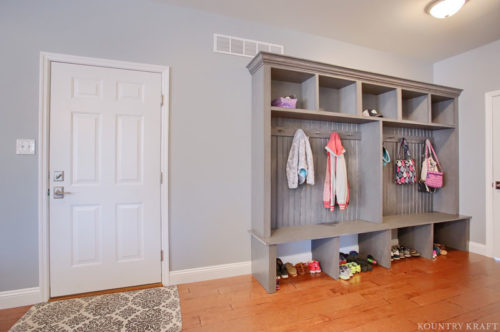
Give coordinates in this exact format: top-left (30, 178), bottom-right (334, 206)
top-left (53, 186), bottom-right (72, 199)
top-left (496, 181), bottom-right (500, 190)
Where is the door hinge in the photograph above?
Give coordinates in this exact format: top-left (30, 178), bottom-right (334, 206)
top-left (160, 172), bottom-right (163, 184)
top-left (161, 250), bottom-right (164, 262)
top-left (161, 94), bottom-right (165, 106)
top-left (48, 188), bottom-right (50, 197)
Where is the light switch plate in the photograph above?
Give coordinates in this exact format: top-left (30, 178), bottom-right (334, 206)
top-left (16, 139), bottom-right (36, 155)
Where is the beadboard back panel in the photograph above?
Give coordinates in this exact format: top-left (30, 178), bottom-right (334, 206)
top-left (383, 127), bottom-right (433, 216)
top-left (271, 117), bottom-right (361, 228)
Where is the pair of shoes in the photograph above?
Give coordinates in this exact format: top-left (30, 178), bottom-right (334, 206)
top-left (391, 246), bottom-right (400, 261)
top-left (346, 262), bottom-right (361, 274)
top-left (434, 243), bottom-right (448, 255)
top-left (276, 258), bottom-right (287, 279)
top-left (295, 262), bottom-right (309, 275)
top-left (410, 249), bottom-right (421, 257)
top-left (308, 260), bottom-right (322, 273)
top-left (339, 253), bottom-right (348, 265)
top-left (339, 265), bottom-right (352, 280)
top-left (354, 258), bottom-right (373, 272)
top-left (367, 255), bottom-right (377, 265)
top-left (400, 246), bottom-right (411, 258)
top-left (285, 262), bottom-right (298, 277)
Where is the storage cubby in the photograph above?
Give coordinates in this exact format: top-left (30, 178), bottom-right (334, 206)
top-left (271, 117), bottom-right (382, 228)
top-left (318, 75), bottom-right (357, 115)
top-left (271, 68), bottom-right (317, 110)
top-left (397, 225), bottom-right (434, 259)
top-left (249, 52), bottom-right (468, 294)
top-left (382, 126), bottom-right (433, 216)
top-left (434, 219), bottom-right (469, 251)
top-left (431, 94), bottom-right (456, 126)
top-left (359, 230), bottom-right (391, 268)
top-left (362, 83), bottom-right (398, 119)
top-left (402, 90), bottom-right (429, 122)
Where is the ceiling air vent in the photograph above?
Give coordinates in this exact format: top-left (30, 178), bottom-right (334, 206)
top-left (213, 34), bottom-right (284, 58)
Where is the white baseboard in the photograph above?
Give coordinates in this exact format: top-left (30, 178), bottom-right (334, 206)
top-left (0, 287), bottom-right (42, 310)
top-left (469, 241), bottom-right (488, 256)
top-left (169, 261), bottom-right (251, 285)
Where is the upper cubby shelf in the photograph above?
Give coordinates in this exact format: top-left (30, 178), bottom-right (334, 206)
top-left (402, 89), bottom-right (429, 123)
top-left (362, 83), bottom-right (398, 119)
top-left (271, 68), bottom-right (317, 110)
top-left (431, 94), bottom-right (456, 126)
top-left (318, 75), bottom-right (357, 115)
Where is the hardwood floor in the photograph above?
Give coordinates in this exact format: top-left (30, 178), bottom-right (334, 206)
top-left (1, 251), bottom-right (499, 331)
top-left (178, 251), bottom-right (500, 331)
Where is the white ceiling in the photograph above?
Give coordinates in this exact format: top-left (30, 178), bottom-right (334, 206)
top-left (162, 0), bottom-right (500, 62)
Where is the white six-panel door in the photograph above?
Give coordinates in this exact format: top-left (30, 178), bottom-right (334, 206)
top-left (49, 62), bottom-right (162, 297)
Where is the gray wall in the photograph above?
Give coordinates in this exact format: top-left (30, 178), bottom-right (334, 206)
top-left (0, 0), bottom-right (434, 291)
top-left (434, 39), bottom-right (500, 245)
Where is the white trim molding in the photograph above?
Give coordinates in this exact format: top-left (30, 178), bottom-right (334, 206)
top-left (468, 241), bottom-right (488, 256)
top-left (169, 261), bottom-right (251, 285)
top-left (38, 52), bottom-right (170, 301)
top-left (485, 90), bottom-right (500, 258)
top-left (0, 287), bottom-right (41, 310)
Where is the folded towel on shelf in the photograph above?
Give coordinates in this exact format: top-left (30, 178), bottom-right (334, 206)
top-left (286, 129), bottom-right (315, 189)
top-left (323, 132), bottom-right (349, 211)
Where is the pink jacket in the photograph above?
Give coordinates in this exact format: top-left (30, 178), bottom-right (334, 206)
top-left (323, 132), bottom-right (349, 211)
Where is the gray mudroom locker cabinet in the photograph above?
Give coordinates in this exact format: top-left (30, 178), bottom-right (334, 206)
top-left (247, 52), bottom-right (470, 294)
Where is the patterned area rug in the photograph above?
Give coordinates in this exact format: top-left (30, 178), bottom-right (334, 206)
top-left (10, 286), bottom-right (182, 332)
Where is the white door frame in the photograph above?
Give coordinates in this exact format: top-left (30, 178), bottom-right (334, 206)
top-left (38, 52), bottom-right (170, 302)
top-left (485, 90), bottom-right (500, 259)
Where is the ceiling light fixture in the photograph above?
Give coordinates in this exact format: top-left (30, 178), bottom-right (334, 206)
top-left (426, 0), bottom-right (467, 19)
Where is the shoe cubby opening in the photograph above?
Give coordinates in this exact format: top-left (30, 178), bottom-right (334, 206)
top-left (434, 219), bottom-right (469, 252)
top-left (402, 90), bottom-right (429, 123)
top-left (318, 75), bottom-right (357, 115)
top-left (431, 94), bottom-right (455, 126)
top-left (361, 83), bottom-right (398, 119)
top-left (396, 225), bottom-right (433, 260)
top-left (358, 230), bottom-right (392, 268)
top-left (271, 68), bottom-right (317, 110)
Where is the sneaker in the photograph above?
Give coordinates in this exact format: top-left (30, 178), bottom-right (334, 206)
top-left (433, 249), bottom-right (437, 259)
top-left (347, 262), bottom-right (361, 274)
top-left (339, 253), bottom-right (348, 265)
top-left (367, 255), bottom-right (377, 265)
top-left (339, 266), bottom-right (351, 280)
top-left (393, 247), bottom-right (400, 260)
top-left (399, 246), bottom-right (406, 259)
top-left (313, 260), bottom-right (322, 273)
top-left (277, 258), bottom-right (288, 279)
top-left (403, 247), bottom-right (411, 258)
top-left (340, 264), bottom-right (353, 278)
top-left (307, 261), bottom-right (316, 274)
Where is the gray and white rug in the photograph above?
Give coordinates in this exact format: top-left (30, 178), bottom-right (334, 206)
top-left (10, 286), bottom-right (182, 332)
